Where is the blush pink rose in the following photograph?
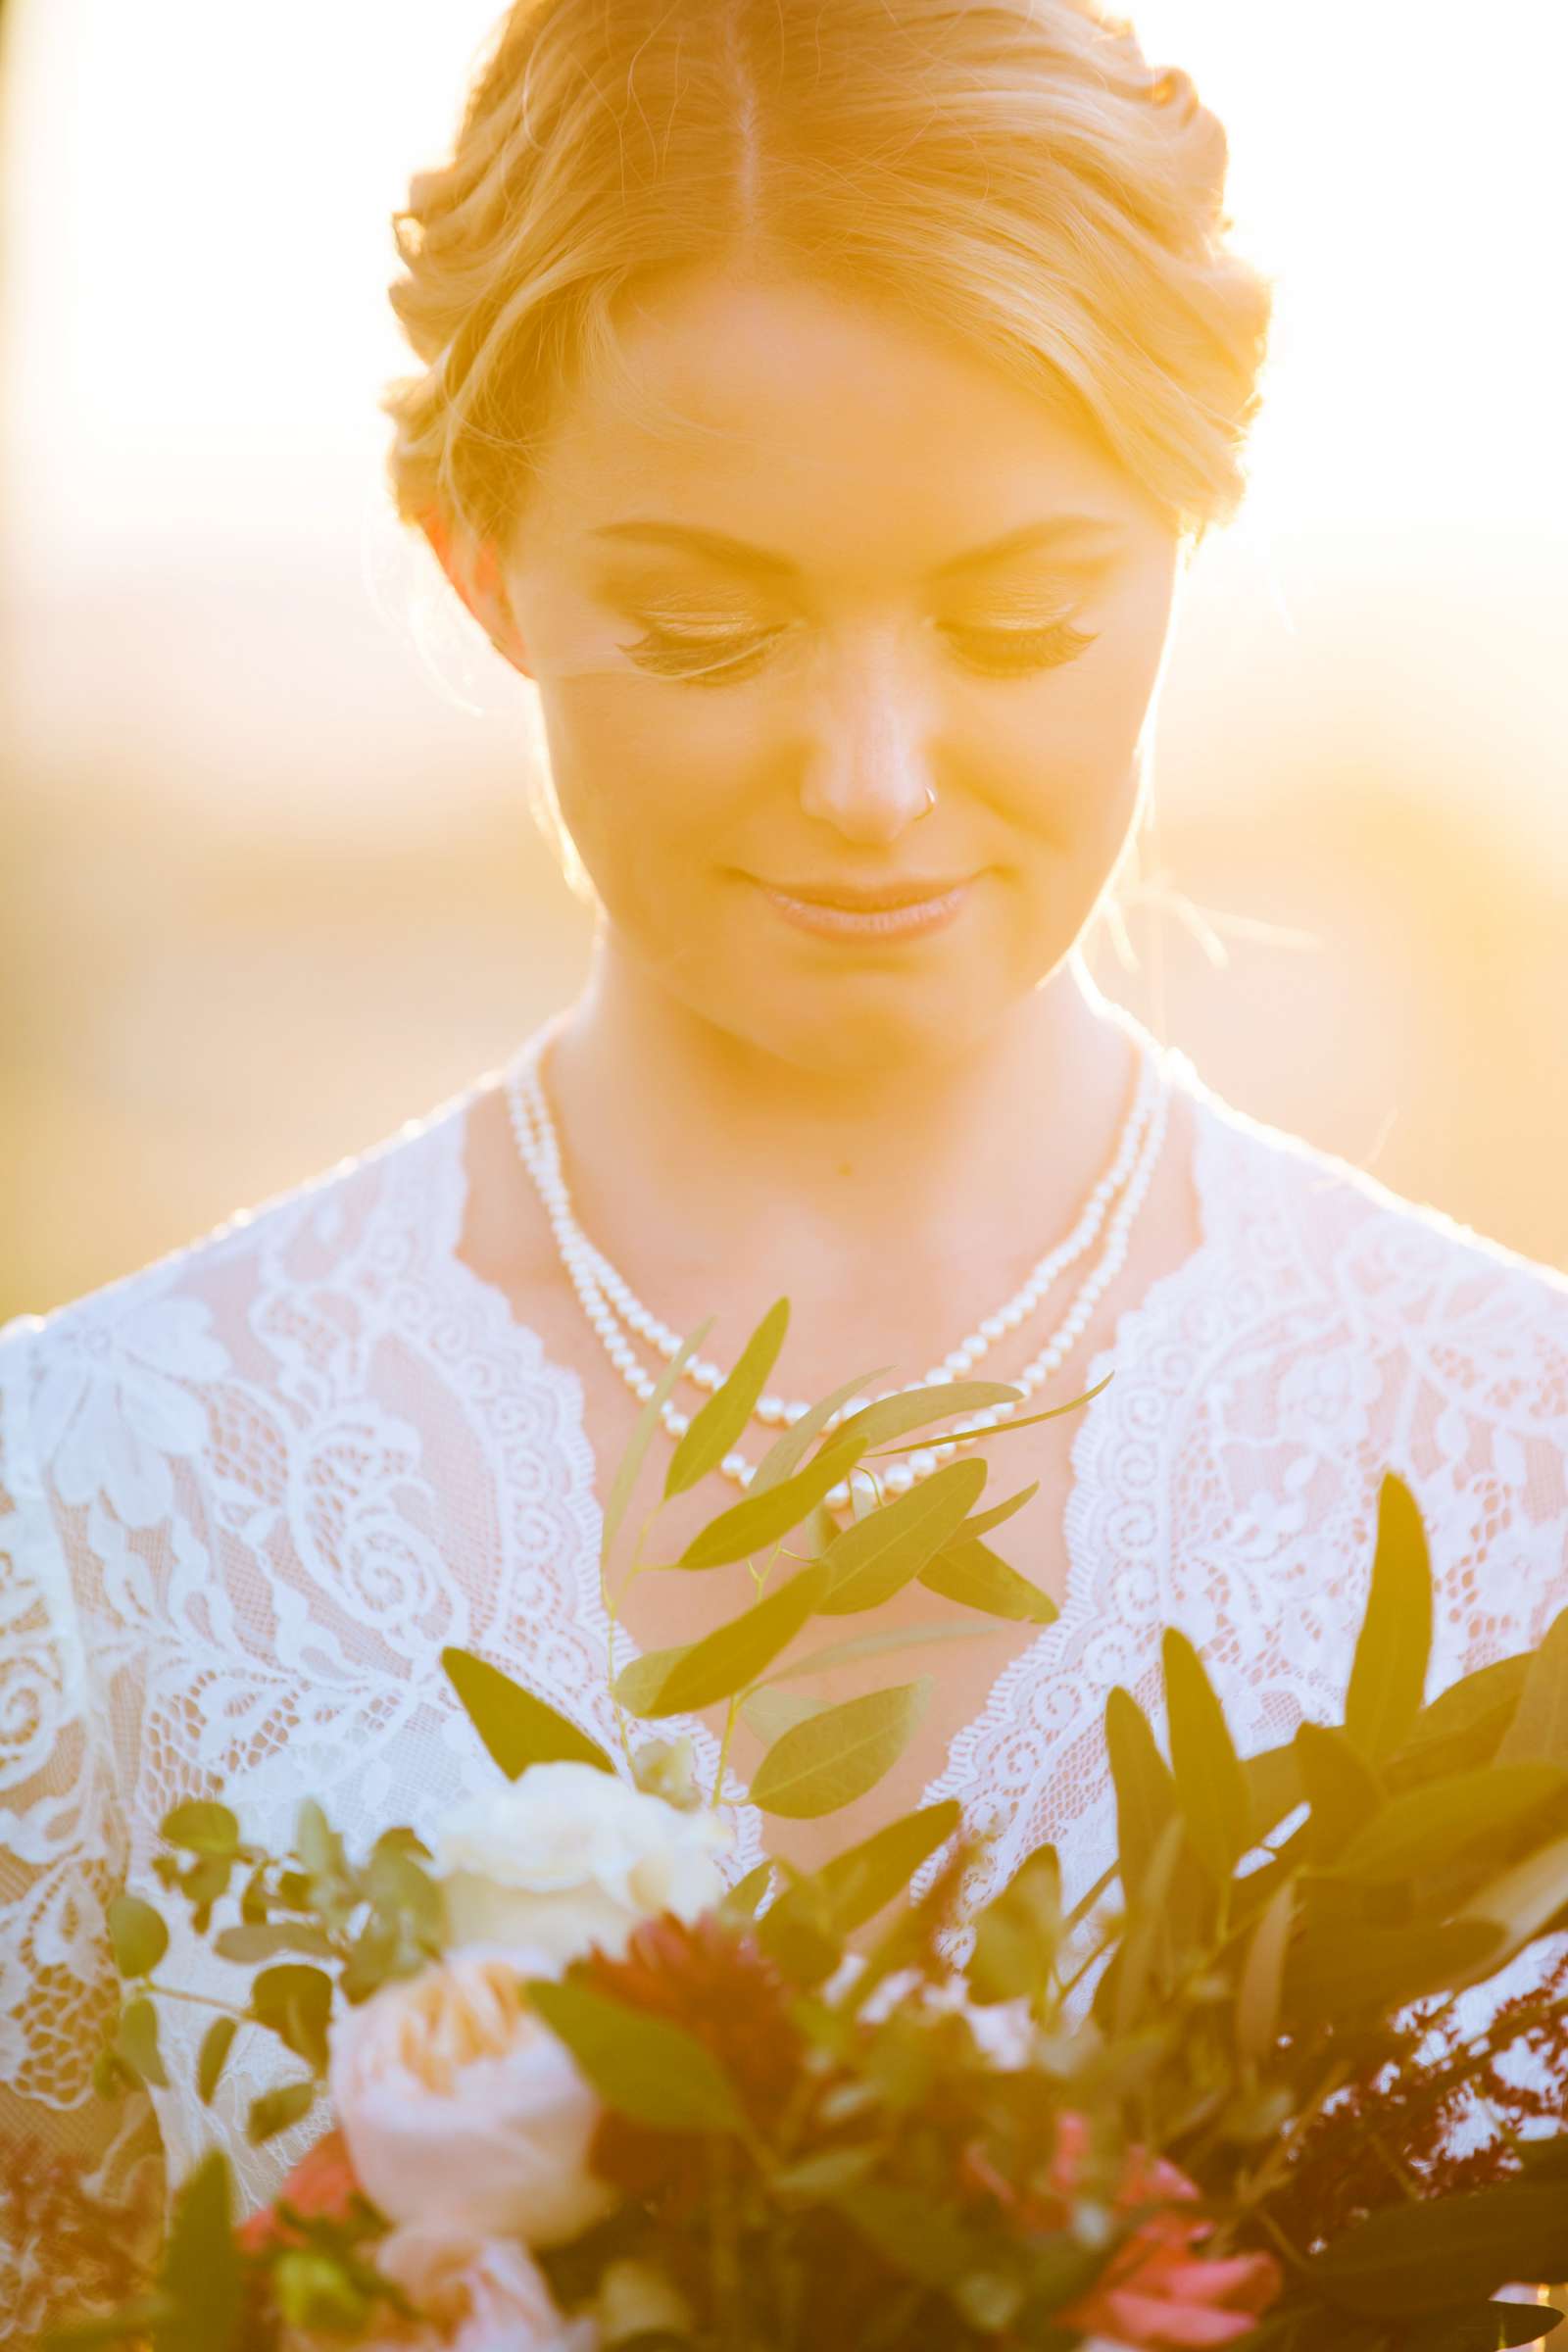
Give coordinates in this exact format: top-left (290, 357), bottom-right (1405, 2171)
top-left (363, 2226), bottom-right (596, 2351)
top-left (328, 1947), bottom-right (616, 2247)
top-left (964, 2110), bottom-right (1283, 2349)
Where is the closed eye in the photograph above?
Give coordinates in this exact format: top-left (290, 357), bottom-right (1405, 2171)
top-left (617, 614), bottom-right (1099, 686)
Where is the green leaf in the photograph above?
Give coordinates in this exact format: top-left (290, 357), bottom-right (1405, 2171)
top-left (1309, 2178), bottom-right (1568, 2317)
top-left (833, 2180), bottom-right (993, 2294)
top-left (525, 1978), bottom-right (747, 2132)
top-left (152, 2150), bottom-right (244, 2352)
top-left (1285, 1918), bottom-right (1502, 2018)
top-left (441, 1646), bottom-right (614, 1778)
top-left (640, 1566), bottom-right (829, 1716)
top-left (1295, 1721), bottom-right (1385, 1861)
top-left (919, 1538), bottom-right (1057, 1624)
top-left (772, 2146), bottom-right (880, 2201)
top-left (246, 2078), bottom-right (317, 2144)
top-left (250, 1964), bottom-right (333, 2073)
top-left (160, 1800), bottom-right (240, 1858)
top-left (601, 1317), bottom-right (712, 1571)
top-left (957, 1482), bottom-right (1040, 1542)
top-left (612, 1643), bottom-right (692, 1714)
top-left (748, 1680), bottom-right (932, 1819)
top-left (740, 1687), bottom-right (828, 1744)
top-left (212, 1921), bottom-right (337, 1964)
top-left (718, 1859), bottom-right (774, 1925)
top-left (116, 1995), bottom-right (169, 2089)
top-left (108, 1893), bottom-right (169, 1979)
top-left (1497, 1606), bottom-right (1568, 1765)
top-left (1242, 1738), bottom-right (1304, 1843)
top-left (813, 1800), bottom-right (963, 1933)
top-left (1104, 1685), bottom-right (1179, 1899)
top-left (43, 2294), bottom-right (177, 2347)
top-left (1235, 1876), bottom-right (1297, 2063)
top-left (1454, 1831), bottom-right (1568, 1980)
top-left (664, 1297), bottom-right (790, 1500)
top-left (1419, 2306), bottom-right (1568, 2352)
top-left (1329, 1762), bottom-right (1568, 1885)
top-left (836, 1381), bottom-right (1022, 1457)
top-left (765, 1616), bottom-right (1007, 1686)
top-left (1163, 1629), bottom-right (1253, 1884)
top-left (675, 1437), bottom-right (870, 1569)
top-left (1392, 1653), bottom-right (1532, 1784)
top-left (747, 1366), bottom-right (892, 1496)
top-left (1344, 1471), bottom-right (1433, 1763)
top-left (1113, 1814), bottom-right (1186, 2035)
top-left (869, 1371), bottom-right (1114, 1457)
top-left (967, 1842), bottom-right (1061, 2005)
top-left (818, 1459), bottom-right (988, 1615)
top-left (197, 2015), bottom-right (239, 2106)
top-left (294, 1799), bottom-right (346, 1881)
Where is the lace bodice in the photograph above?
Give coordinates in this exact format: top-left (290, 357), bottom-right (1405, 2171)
top-left (5, 1033), bottom-right (1568, 2338)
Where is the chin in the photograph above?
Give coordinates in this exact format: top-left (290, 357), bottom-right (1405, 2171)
top-left (728, 975), bottom-right (1009, 1080)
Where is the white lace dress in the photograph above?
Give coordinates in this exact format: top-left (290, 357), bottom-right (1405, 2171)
top-left (4, 1033), bottom-right (1568, 2336)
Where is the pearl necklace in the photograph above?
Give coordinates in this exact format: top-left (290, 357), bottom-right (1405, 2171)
top-left (504, 1029), bottom-right (1169, 1511)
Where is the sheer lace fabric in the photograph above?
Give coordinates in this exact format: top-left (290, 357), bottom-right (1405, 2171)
top-left (3, 1039), bottom-right (1566, 2339)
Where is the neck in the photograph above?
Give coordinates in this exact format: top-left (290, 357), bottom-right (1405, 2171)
top-left (543, 939), bottom-right (1142, 1286)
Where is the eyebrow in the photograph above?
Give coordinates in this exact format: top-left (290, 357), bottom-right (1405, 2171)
top-left (588, 514), bottom-right (1121, 579)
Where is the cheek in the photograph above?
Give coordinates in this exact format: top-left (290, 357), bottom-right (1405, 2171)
top-left (542, 681), bottom-right (740, 908)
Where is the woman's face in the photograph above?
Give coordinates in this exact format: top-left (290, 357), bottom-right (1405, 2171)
top-left (499, 269), bottom-right (1185, 1074)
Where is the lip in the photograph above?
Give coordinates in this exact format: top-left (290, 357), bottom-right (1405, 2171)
top-left (751, 874), bottom-right (976, 941)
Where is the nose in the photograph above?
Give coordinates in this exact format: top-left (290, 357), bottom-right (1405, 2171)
top-left (795, 630), bottom-right (940, 848)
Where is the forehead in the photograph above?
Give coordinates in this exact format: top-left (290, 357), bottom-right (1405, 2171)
top-left (518, 269), bottom-right (1162, 580)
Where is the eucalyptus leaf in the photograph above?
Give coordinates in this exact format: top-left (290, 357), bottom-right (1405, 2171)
top-left (675, 1437), bottom-right (870, 1569)
top-left (1285, 1918), bottom-right (1502, 2018)
top-left (819, 1458), bottom-right (988, 1615)
top-left (1235, 1876), bottom-right (1297, 2063)
top-left (813, 1799), bottom-right (963, 1932)
top-left (1163, 1629), bottom-right (1253, 1884)
top-left (1104, 1685), bottom-right (1178, 1900)
top-left (246, 2079), bottom-right (318, 2145)
top-left (197, 2015), bottom-right (239, 2107)
top-left (601, 1317), bottom-right (711, 1572)
top-left (967, 1841), bottom-right (1061, 2005)
top-left (836, 1381), bottom-right (1020, 1455)
top-left (212, 1921), bottom-right (336, 1964)
top-left (747, 1366), bottom-right (892, 1496)
top-left (1497, 1606), bottom-right (1568, 1766)
top-left (640, 1565), bottom-right (829, 1716)
top-left (1329, 1762), bottom-right (1568, 1886)
top-left (250, 1964), bottom-right (333, 2073)
top-left (740, 1686), bottom-right (828, 1744)
top-left (612, 1643), bottom-right (692, 1714)
top-left (717, 1859), bottom-right (774, 1924)
top-left (957, 1482), bottom-right (1040, 1542)
top-left (919, 1538), bottom-right (1057, 1624)
top-left (1419, 2305), bottom-right (1568, 2352)
top-left (441, 1646), bottom-right (614, 1778)
top-left (1392, 1653), bottom-right (1532, 1785)
top-left (869, 1371), bottom-right (1113, 1457)
top-left (160, 1800), bottom-right (240, 1859)
top-left (765, 1616), bottom-right (1007, 1686)
top-left (1344, 1471), bottom-right (1433, 1763)
top-left (116, 1995), bottom-right (169, 2089)
top-left (1454, 1831), bottom-right (1568, 1981)
top-left (108, 1893), bottom-right (169, 1980)
top-left (525, 1978), bottom-right (747, 2132)
top-left (663, 1297), bottom-right (790, 1499)
top-left (1295, 1721), bottom-right (1384, 1862)
top-left (748, 1679), bottom-right (932, 1818)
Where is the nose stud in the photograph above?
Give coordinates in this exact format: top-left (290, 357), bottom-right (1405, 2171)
top-left (915, 785), bottom-right (937, 820)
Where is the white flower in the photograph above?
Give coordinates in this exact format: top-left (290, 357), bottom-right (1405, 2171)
top-left (436, 1761), bottom-right (732, 1971)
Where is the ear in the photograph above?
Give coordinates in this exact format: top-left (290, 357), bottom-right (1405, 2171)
top-left (417, 504), bottom-right (534, 677)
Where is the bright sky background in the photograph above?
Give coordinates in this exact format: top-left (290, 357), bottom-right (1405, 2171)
top-left (4, 0), bottom-right (1567, 554)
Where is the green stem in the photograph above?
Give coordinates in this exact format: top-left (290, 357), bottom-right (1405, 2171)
top-left (144, 1982), bottom-right (251, 2022)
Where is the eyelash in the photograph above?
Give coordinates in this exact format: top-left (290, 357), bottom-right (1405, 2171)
top-left (618, 617), bottom-right (1098, 686)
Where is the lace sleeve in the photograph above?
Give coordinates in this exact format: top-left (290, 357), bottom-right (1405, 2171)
top-left (0, 1314), bottom-right (165, 2346)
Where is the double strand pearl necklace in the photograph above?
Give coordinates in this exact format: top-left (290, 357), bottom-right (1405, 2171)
top-left (504, 1030), bottom-right (1169, 1512)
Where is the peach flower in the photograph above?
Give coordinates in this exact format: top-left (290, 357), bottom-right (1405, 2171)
top-left (328, 1947), bottom-right (616, 2247)
top-left (964, 2110), bottom-right (1282, 2349)
top-left (363, 2226), bottom-right (596, 2350)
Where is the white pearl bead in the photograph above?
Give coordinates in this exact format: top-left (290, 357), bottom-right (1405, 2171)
top-left (826, 1481), bottom-right (851, 1510)
top-left (909, 1449), bottom-right (938, 1479)
top-left (1002, 1302), bottom-right (1024, 1331)
top-left (666, 1410), bottom-right (690, 1437)
top-left (933, 1441), bottom-right (957, 1462)
top-left (980, 1316), bottom-right (1005, 1342)
top-left (784, 1401), bottom-right (808, 1425)
top-left (721, 1452), bottom-right (749, 1480)
top-left (885, 1463), bottom-right (915, 1496)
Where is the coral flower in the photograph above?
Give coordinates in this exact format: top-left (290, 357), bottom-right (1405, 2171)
top-left (963, 2111), bottom-right (1283, 2349)
top-left (238, 2127), bottom-right (362, 2255)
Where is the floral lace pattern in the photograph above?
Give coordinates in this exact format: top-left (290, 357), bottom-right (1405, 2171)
top-left (3, 1042), bottom-right (1566, 2338)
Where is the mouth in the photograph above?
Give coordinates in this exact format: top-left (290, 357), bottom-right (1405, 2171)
top-left (747, 872), bottom-right (978, 942)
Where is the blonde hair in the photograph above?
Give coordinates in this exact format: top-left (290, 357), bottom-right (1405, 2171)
top-left (382, 0), bottom-right (1272, 569)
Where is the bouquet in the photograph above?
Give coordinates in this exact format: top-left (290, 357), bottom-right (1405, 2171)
top-left (33, 1302), bottom-right (1568, 2351)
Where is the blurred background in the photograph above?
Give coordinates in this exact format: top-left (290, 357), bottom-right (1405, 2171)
top-left (2, 0), bottom-right (1566, 1322)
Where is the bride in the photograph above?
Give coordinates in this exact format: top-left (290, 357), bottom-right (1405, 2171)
top-left (4, 0), bottom-right (1566, 2329)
